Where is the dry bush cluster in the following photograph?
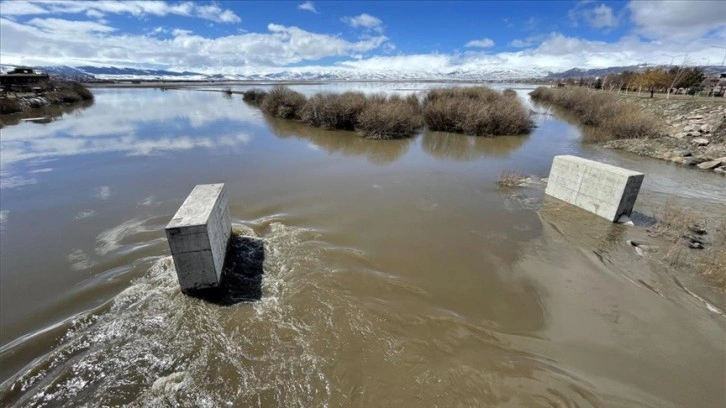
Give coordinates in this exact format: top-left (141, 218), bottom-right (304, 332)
top-left (1, 80), bottom-right (93, 115)
top-left (422, 86), bottom-right (533, 136)
top-left (357, 94), bottom-right (422, 139)
top-left (529, 86), bottom-right (661, 139)
top-left (243, 86), bottom-right (532, 139)
top-left (260, 86), bottom-right (306, 120)
top-left (0, 98), bottom-right (22, 114)
top-left (242, 88), bottom-right (267, 105)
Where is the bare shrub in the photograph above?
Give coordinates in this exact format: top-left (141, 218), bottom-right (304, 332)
top-left (652, 199), bottom-right (699, 238)
top-left (608, 110), bottom-right (662, 139)
top-left (405, 93), bottom-right (421, 113)
top-left (261, 86), bottom-right (306, 119)
top-left (497, 171), bottom-right (527, 188)
top-left (529, 86), bottom-right (662, 140)
top-left (0, 98), bottom-right (22, 114)
top-left (57, 90), bottom-right (83, 103)
top-left (242, 89), bottom-right (267, 105)
top-left (357, 96), bottom-right (422, 139)
top-left (53, 80), bottom-right (94, 101)
top-left (301, 92), bottom-right (367, 130)
top-left (423, 86), bottom-right (533, 136)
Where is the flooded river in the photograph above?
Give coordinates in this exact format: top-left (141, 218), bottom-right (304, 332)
top-left (0, 83), bottom-right (724, 407)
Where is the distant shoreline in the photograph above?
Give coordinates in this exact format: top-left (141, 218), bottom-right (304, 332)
top-left (83, 78), bottom-right (548, 89)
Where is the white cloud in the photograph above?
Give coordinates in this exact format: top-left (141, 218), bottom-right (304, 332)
top-left (509, 38), bottom-right (536, 48)
top-left (0, 0), bottom-right (48, 15)
top-left (587, 4), bottom-right (617, 28)
top-left (27, 18), bottom-right (116, 34)
top-left (342, 13), bottom-right (383, 32)
top-left (628, 0), bottom-right (726, 40)
top-left (297, 1), bottom-right (318, 14)
top-left (465, 38), bottom-right (495, 48)
top-left (0, 0), bottom-right (241, 23)
top-left (569, 2), bottom-right (618, 29)
top-left (333, 31), bottom-right (722, 74)
top-left (0, 17), bottom-right (388, 68)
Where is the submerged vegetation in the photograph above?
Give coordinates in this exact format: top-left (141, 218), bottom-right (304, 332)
top-left (496, 171), bottom-right (528, 188)
top-left (423, 87), bottom-right (533, 136)
top-left (653, 200), bottom-right (726, 292)
top-left (261, 86), bottom-right (306, 120)
top-left (244, 85), bottom-right (534, 139)
top-left (530, 86), bottom-right (662, 140)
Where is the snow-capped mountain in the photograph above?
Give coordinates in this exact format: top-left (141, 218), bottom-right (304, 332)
top-left (5, 63), bottom-right (717, 82)
top-left (1, 64), bottom-right (553, 81)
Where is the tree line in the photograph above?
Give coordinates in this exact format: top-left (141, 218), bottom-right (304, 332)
top-left (560, 67), bottom-right (709, 98)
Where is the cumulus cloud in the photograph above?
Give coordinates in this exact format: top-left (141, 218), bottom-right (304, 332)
top-left (569, 2), bottom-right (618, 29)
top-left (27, 18), bottom-right (116, 34)
top-left (297, 1), bottom-right (318, 14)
top-left (342, 13), bottom-right (383, 32)
top-left (628, 0), bottom-right (726, 40)
top-left (0, 17), bottom-right (388, 69)
top-left (0, 0), bottom-right (241, 23)
top-left (465, 38), bottom-right (495, 48)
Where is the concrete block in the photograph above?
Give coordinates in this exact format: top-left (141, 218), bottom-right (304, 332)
top-left (545, 155), bottom-right (644, 222)
top-left (166, 184), bottom-right (231, 293)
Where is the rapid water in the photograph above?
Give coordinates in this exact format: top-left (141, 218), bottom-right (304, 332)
top-left (0, 84), bottom-right (724, 407)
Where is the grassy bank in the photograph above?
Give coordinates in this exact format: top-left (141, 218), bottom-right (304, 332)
top-left (244, 86), bottom-right (533, 139)
top-left (530, 86), bottom-right (661, 140)
top-left (0, 80), bottom-right (94, 116)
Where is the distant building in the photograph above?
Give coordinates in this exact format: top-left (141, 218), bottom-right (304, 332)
top-left (0, 67), bottom-right (51, 92)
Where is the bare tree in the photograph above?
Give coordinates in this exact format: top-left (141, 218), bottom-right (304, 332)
top-left (666, 55), bottom-right (690, 100)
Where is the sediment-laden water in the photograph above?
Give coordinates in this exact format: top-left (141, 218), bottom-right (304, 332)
top-left (1, 84), bottom-right (724, 407)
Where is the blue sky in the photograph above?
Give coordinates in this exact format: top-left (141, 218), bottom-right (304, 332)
top-left (1, 1), bottom-right (724, 74)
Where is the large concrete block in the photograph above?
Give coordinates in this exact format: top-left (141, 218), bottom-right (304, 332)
top-left (166, 184), bottom-right (231, 293)
top-left (545, 155), bottom-right (644, 222)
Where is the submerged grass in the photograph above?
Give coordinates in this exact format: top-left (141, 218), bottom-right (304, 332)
top-left (530, 87), bottom-right (661, 140)
top-left (497, 171), bottom-right (528, 188)
top-left (652, 200), bottom-right (726, 291)
top-left (243, 86), bottom-right (533, 140)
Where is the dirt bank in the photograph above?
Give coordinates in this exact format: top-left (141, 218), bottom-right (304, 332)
top-left (602, 94), bottom-right (726, 175)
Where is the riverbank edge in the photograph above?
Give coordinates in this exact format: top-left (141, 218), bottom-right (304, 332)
top-left (600, 94), bottom-right (725, 175)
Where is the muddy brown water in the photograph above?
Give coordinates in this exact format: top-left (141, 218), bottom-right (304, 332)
top-left (0, 83), bottom-right (724, 407)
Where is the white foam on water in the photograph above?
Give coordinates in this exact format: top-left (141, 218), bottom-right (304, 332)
top-left (0, 222), bottom-right (337, 407)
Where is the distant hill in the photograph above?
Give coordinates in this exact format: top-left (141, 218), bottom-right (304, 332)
top-left (546, 64), bottom-right (725, 79)
top-left (2, 63), bottom-right (723, 82)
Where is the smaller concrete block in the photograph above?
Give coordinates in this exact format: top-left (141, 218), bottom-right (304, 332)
top-left (545, 155), bottom-right (644, 222)
top-left (166, 184), bottom-right (231, 293)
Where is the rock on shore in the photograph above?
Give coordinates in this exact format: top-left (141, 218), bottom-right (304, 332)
top-left (603, 96), bottom-right (726, 175)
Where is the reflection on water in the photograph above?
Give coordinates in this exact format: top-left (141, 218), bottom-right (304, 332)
top-left (0, 84), bottom-right (725, 407)
top-left (265, 115), bottom-right (414, 164)
top-left (0, 100), bottom-right (94, 128)
top-left (421, 130), bottom-right (528, 160)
